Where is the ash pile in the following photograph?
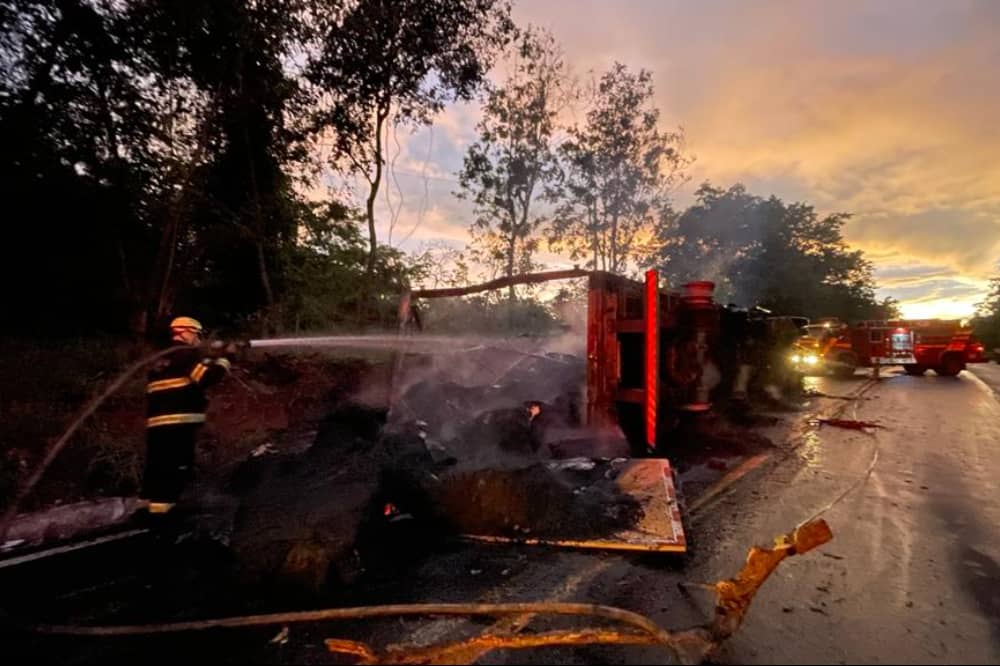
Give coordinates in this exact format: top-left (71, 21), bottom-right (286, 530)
top-left (379, 344), bottom-right (639, 533)
top-left (388, 343), bottom-right (627, 462)
top-left (210, 343), bottom-right (639, 601)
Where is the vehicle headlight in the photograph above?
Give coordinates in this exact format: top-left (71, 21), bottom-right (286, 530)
top-left (804, 354), bottom-right (819, 365)
top-left (790, 354), bottom-right (802, 364)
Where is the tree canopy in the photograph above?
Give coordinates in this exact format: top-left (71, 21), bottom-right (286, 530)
top-left (973, 276), bottom-right (1000, 351)
top-left (652, 184), bottom-right (897, 321)
top-left (457, 26), bottom-right (567, 300)
top-left (0, 0), bottom-right (513, 337)
top-left (549, 63), bottom-right (687, 273)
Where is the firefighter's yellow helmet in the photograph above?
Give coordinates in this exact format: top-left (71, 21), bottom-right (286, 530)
top-left (169, 316), bottom-right (204, 333)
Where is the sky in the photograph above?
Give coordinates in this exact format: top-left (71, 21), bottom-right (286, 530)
top-left (323, 0), bottom-right (1000, 319)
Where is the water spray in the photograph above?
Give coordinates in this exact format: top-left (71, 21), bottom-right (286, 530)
top-left (245, 335), bottom-right (474, 351)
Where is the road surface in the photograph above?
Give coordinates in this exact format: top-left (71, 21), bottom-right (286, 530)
top-left (8, 367), bottom-right (1000, 664)
top-left (489, 367), bottom-right (1000, 665)
top-left (970, 361), bottom-right (1000, 396)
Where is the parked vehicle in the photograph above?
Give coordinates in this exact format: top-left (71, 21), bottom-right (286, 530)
top-left (792, 317), bottom-right (984, 377)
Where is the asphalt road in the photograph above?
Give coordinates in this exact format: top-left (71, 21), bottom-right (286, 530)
top-left (534, 368), bottom-right (1000, 665)
top-left (969, 361), bottom-right (1000, 396)
top-left (699, 368), bottom-right (1000, 665)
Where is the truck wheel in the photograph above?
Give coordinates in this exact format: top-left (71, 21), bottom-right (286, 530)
top-left (903, 364), bottom-right (926, 376)
top-left (833, 353), bottom-right (858, 378)
top-left (935, 354), bottom-right (965, 377)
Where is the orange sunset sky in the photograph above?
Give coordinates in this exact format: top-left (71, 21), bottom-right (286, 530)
top-left (324, 0), bottom-right (1000, 319)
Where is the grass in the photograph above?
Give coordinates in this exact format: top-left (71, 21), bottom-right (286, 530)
top-left (0, 337), bottom-right (368, 513)
top-left (0, 337), bottom-right (146, 511)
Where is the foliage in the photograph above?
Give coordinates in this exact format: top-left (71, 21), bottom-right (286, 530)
top-left (0, 0), bottom-right (510, 339)
top-left (277, 202), bottom-right (423, 332)
top-left (307, 0), bottom-right (515, 275)
top-left (651, 184), bottom-right (893, 321)
top-left (420, 296), bottom-right (561, 334)
top-left (0, 2), bottom-right (896, 342)
top-left (549, 63), bottom-right (688, 274)
top-left (973, 277), bottom-right (1000, 351)
top-left (407, 241), bottom-right (471, 291)
top-left (457, 26), bottom-right (567, 300)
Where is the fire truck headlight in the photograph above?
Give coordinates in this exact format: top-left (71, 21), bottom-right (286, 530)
top-left (790, 354), bottom-right (802, 364)
top-left (804, 354), bottom-right (819, 365)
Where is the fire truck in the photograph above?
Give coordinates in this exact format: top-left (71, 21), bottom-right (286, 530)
top-left (792, 317), bottom-right (985, 377)
top-left (895, 319), bottom-right (986, 376)
top-left (791, 319), bottom-right (857, 377)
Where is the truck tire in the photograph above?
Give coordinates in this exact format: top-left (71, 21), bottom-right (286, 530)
top-left (833, 352), bottom-right (858, 378)
top-left (903, 364), bottom-right (926, 376)
top-left (935, 354), bottom-right (965, 377)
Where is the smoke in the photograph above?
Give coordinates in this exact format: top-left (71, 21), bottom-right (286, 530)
top-left (545, 295), bottom-right (589, 356)
top-left (360, 329), bottom-right (601, 471)
top-left (665, 184), bottom-right (770, 307)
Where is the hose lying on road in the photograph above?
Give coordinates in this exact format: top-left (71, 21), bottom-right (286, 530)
top-left (32, 519), bottom-right (833, 665)
top-left (798, 398), bottom-right (882, 528)
top-left (0, 346), bottom-right (188, 544)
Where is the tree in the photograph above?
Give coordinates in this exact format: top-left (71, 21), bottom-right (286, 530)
top-left (457, 26), bottom-right (567, 300)
top-left (550, 63), bottom-right (688, 274)
top-left (0, 0), bottom-right (164, 335)
top-left (279, 200), bottom-right (423, 331)
top-left (408, 241), bottom-right (470, 291)
top-left (653, 184), bottom-right (889, 321)
top-left (0, 0), bottom-right (317, 336)
top-left (308, 0), bottom-right (515, 276)
top-left (973, 276), bottom-right (1000, 351)
top-left (0, 0), bottom-right (515, 338)
top-left (167, 0), bottom-right (311, 333)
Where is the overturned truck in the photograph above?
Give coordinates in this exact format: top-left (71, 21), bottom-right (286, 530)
top-left (403, 269), bottom-right (799, 456)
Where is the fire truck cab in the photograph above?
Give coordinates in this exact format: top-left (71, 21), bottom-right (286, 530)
top-left (791, 319), bottom-right (858, 377)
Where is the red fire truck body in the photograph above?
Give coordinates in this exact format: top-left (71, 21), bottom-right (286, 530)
top-left (896, 319), bottom-right (986, 376)
top-left (796, 318), bottom-right (985, 377)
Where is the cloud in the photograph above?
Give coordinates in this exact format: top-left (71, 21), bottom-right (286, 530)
top-left (875, 264), bottom-right (962, 288)
top-left (512, 0), bottom-right (1000, 313)
top-left (304, 1), bottom-right (1000, 315)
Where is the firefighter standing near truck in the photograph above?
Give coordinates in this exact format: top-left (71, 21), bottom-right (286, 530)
top-left (141, 317), bottom-right (234, 515)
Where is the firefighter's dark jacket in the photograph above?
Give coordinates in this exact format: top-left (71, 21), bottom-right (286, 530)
top-left (146, 347), bottom-right (230, 428)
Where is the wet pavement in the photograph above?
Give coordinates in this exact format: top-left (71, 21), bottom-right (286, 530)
top-left (970, 361), bottom-right (1000, 396)
top-left (478, 368), bottom-right (1000, 665)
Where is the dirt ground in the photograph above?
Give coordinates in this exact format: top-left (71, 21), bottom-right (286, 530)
top-left (0, 343), bottom-right (389, 512)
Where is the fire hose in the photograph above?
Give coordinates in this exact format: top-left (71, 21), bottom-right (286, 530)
top-left (30, 519), bottom-right (833, 665)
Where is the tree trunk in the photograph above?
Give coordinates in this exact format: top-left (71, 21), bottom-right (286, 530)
top-left (256, 239), bottom-right (276, 328)
top-left (245, 132), bottom-right (277, 332)
top-left (506, 220), bottom-right (517, 302)
top-left (151, 206), bottom-right (181, 327)
top-left (609, 211), bottom-right (620, 274)
top-left (147, 112), bottom-right (213, 335)
top-left (365, 103), bottom-right (389, 277)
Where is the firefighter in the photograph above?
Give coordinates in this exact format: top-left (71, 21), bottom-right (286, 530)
top-left (140, 316), bottom-right (233, 515)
